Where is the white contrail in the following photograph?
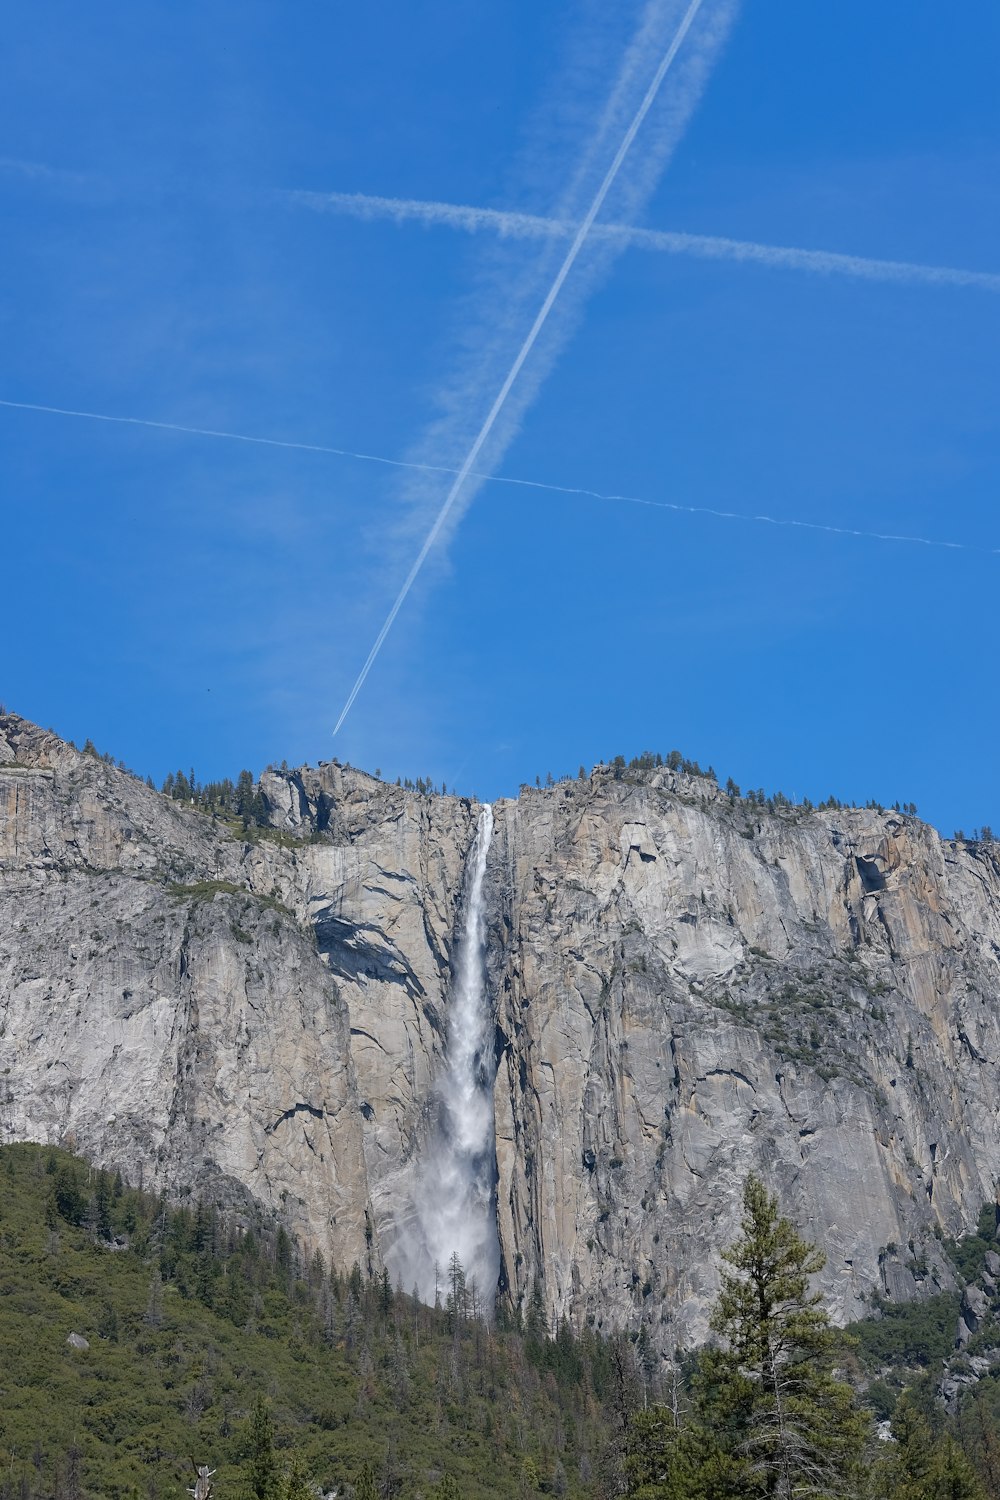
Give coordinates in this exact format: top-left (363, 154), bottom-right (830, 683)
top-left (332, 0), bottom-right (708, 734)
top-left (287, 187), bottom-right (1000, 295)
top-left (6, 146), bottom-right (995, 295)
top-left (507, 476), bottom-right (1000, 555)
top-left (0, 397), bottom-right (464, 476)
top-left (3, 395), bottom-right (995, 556)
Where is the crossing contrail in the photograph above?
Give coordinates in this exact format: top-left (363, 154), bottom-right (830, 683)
top-left (3, 395), bottom-right (995, 556)
top-left (0, 396), bottom-right (463, 476)
top-left (332, 0), bottom-right (710, 734)
top-left (287, 188), bottom-right (1000, 296)
top-left (506, 477), bottom-right (1000, 555)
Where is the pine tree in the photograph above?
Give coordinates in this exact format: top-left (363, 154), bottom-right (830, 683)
top-left (144, 1269), bottom-right (164, 1327)
top-left (874, 1397), bottom-right (987, 1500)
top-left (280, 1456), bottom-right (314, 1500)
top-left (446, 1250), bottom-right (468, 1332)
top-left (53, 1166), bottom-right (86, 1225)
top-left (525, 1275), bottom-right (546, 1347)
top-left (235, 769), bottom-right (257, 830)
top-left (926, 1437), bottom-right (988, 1500)
top-left (354, 1462), bottom-right (379, 1500)
top-left (245, 1396), bottom-right (279, 1500)
top-left (625, 1406), bottom-right (727, 1500)
top-left (626, 1405), bottom-right (681, 1497)
top-left (702, 1174), bottom-right (870, 1499)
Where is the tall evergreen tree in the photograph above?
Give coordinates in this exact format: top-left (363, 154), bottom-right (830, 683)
top-left (625, 1400), bottom-right (733, 1500)
top-left (235, 769), bottom-right (256, 829)
top-left (447, 1250), bottom-right (467, 1329)
top-left (925, 1437), bottom-right (988, 1500)
top-left (872, 1397), bottom-right (987, 1500)
top-left (245, 1396), bottom-right (279, 1500)
top-left (280, 1456), bottom-right (315, 1500)
top-left (625, 1175), bottom-right (869, 1500)
top-left (702, 1174), bottom-right (870, 1499)
top-left (354, 1462), bottom-right (379, 1500)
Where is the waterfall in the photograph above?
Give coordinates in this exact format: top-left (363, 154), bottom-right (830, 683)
top-left (395, 804), bottom-right (500, 1309)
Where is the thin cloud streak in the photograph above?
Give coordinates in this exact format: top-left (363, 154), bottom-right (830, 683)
top-left (0, 155), bottom-right (89, 185)
top-left (332, 0), bottom-right (709, 735)
top-left (287, 188), bottom-right (1000, 295)
top-left (4, 396), bottom-right (994, 557)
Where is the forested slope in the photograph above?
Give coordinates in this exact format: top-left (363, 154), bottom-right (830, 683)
top-left (0, 1145), bottom-right (614, 1500)
top-left (3, 1145), bottom-right (1000, 1499)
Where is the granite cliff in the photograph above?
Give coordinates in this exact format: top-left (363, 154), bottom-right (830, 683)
top-left (2, 711), bottom-right (998, 1350)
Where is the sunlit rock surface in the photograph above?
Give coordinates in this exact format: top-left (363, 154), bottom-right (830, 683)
top-left (488, 772), bottom-right (1000, 1346)
top-left (2, 712), bottom-right (999, 1349)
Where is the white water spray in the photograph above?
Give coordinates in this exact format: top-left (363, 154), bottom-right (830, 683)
top-left (405, 805), bottom-right (500, 1307)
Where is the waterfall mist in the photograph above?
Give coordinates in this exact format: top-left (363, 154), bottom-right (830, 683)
top-left (393, 805), bottom-right (501, 1309)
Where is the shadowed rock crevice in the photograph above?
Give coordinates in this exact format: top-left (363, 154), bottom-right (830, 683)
top-left (266, 1102), bottom-right (325, 1134)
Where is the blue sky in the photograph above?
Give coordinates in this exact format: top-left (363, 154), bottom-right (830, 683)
top-left (2, 1), bottom-right (998, 836)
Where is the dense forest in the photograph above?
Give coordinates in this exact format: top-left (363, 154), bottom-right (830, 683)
top-left (2, 1146), bottom-right (999, 1499)
top-left (0, 1145), bottom-right (617, 1500)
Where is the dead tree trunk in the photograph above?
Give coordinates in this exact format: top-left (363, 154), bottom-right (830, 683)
top-left (187, 1462), bottom-right (215, 1500)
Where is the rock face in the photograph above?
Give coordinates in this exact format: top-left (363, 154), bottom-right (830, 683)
top-left (2, 713), bottom-right (999, 1350)
top-left (0, 719), bottom-right (372, 1265)
top-left (487, 772), bottom-right (1000, 1346)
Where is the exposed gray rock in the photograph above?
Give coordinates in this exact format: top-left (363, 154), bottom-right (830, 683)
top-left (0, 717), bottom-right (373, 1268)
top-left (487, 769), bottom-right (1000, 1347)
top-left (960, 1284), bottom-right (990, 1338)
top-left (3, 713), bottom-right (1000, 1352)
top-left (939, 1347), bottom-right (1000, 1412)
top-left (65, 1333), bottom-right (89, 1350)
top-left (940, 1375), bottom-right (974, 1413)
